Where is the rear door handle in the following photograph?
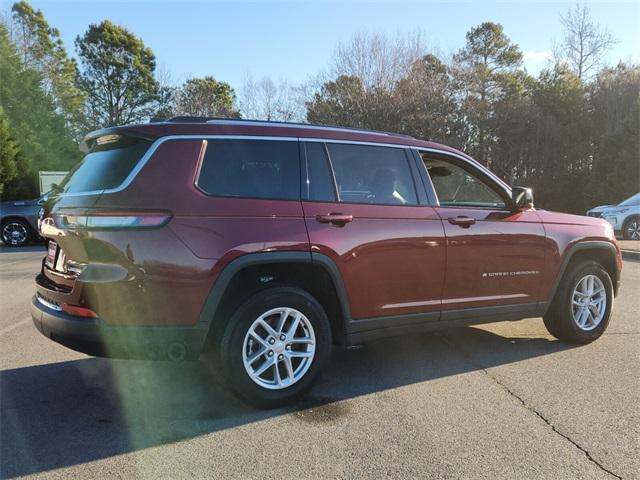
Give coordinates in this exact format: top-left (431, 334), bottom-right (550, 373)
top-left (316, 213), bottom-right (353, 226)
top-left (447, 216), bottom-right (476, 228)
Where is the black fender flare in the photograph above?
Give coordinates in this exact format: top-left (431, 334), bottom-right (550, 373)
top-left (545, 240), bottom-right (619, 306)
top-left (196, 251), bottom-right (352, 335)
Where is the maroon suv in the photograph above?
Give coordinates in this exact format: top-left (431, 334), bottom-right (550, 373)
top-left (32, 117), bottom-right (622, 407)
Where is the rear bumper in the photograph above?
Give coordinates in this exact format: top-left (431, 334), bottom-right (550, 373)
top-left (31, 294), bottom-right (208, 361)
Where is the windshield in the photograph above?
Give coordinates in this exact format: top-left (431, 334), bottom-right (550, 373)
top-left (618, 193), bottom-right (640, 207)
top-left (57, 135), bottom-right (151, 194)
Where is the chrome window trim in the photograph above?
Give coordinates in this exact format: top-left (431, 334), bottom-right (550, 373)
top-left (414, 147), bottom-right (511, 193)
top-left (414, 146), bottom-right (512, 208)
top-left (304, 137), bottom-right (410, 149)
top-left (56, 133), bottom-right (511, 201)
top-left (56, 135), bottom-right (298, 198)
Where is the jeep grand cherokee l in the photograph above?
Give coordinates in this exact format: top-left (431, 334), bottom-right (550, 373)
top-left (32, 117), bottom-right (622, 408)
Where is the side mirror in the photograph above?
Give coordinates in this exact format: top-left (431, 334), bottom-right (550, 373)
top-left (512, 186), bottom-right (534, 211)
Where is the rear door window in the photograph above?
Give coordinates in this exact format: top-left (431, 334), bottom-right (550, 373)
top-left (326, 143), bottom-right (418, 205)
top-left (197, 139), bottom-right (300, 200)
top-left (58, 135), bottom-right (151, 194)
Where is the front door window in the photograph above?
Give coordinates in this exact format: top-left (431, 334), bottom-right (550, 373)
top-left (425, 158), bottom-right (506, 209)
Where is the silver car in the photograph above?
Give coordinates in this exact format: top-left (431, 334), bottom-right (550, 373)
top-left (587, 193), bottom-right (640, 240)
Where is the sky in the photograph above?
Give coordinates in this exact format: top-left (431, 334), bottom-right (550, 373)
top-left (10, 0), bottom-right (640, 89)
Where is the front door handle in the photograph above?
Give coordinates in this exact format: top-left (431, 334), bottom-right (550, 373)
top-left (316, 213), bottom-right (353, 227)
top-left (448, 216), bottom-right (476, 228)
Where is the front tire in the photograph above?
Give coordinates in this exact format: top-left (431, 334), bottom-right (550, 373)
top-left (622, 216), bottom-right (640, 240)
top-left (1, 219), bottom-right (31, 247)
top-left (219, 286), bottom-right (332, 408)
top-left (543, 261), bottom-right (613, 344)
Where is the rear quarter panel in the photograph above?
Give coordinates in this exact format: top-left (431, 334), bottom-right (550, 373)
top-left (86, 138), bottom-right (309, 326)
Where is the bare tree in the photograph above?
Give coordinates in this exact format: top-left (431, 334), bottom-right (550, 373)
top-left (305, 31), bottom-right (429, 131)
top-left (153, 62), bottom-right (178, 119)
top-left (330, 31), bottom-right (426, 90)
top-left (555, 3), bottom-right (617, 79)
top-left (239, 76), bottom-right (304, 121)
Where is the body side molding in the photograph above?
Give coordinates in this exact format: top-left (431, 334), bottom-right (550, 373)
top-left (345, 302), bottom-right (544, 345)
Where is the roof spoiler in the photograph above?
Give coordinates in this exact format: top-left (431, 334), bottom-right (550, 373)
top-left (79, 127), bottom-right (156, 153)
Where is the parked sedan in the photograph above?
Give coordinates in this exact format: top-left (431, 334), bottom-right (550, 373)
top-left (587, 193), bottom-right (640, 240)
top-left (0, 194), bottom-right (47, 247)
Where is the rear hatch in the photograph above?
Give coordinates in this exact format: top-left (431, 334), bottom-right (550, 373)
top-left (38, 132), bottom-right (156, 307)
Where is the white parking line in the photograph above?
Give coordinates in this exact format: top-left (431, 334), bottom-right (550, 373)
top-left (0, 248), bottom-right (45, 254)
top-left (0, 258), bottom-right (41, 267)
top-left (0, 318), bottom-right (30, 336)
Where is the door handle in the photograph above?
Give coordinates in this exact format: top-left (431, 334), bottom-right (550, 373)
top-left (448, 216), bottom-right (476, 228)
top-left (316, 213), bottom-right (353, 226)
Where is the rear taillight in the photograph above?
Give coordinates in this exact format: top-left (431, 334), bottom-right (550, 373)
top-left (53, 209), bottom-right (172, 230)
top-left (60, 303), bottom-right (98, 318)
top-left (36, 294), bottom-right (98, 318)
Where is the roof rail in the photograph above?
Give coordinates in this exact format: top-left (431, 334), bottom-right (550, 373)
top-left (163, 116), bottom-right (416, 139)
top-left (165, 116), bottom-right (216, 123)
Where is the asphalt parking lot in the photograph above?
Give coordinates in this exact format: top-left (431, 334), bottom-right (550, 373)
top-left (1, 246), bottom-right (638, 479)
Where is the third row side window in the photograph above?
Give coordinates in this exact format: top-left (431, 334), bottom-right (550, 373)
top-left (198, 139), bottom-right (300, 200)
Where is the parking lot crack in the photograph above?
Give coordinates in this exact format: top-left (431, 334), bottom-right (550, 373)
top-left (437, 333), bottom-right (623, 480)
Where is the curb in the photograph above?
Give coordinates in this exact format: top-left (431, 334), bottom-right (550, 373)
top-left (621, 250), bottom-right (640, 261)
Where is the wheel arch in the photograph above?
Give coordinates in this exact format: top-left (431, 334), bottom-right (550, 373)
top-left (1, 215), bottom-right (33, 228)
top-left (198, 252), bottom-right (352, 350)
top-left (546, 241), bottom-right (620, 307)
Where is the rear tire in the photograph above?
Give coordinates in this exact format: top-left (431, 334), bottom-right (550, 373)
top-left (1, 219), bottom-right (31, 247)
top-left (219, 286), bottom-right (332, 408)
top-left (543, 261), bottom-right (613, 344)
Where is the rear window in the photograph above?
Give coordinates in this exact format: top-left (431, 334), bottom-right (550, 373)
top-left (58, 135), bottom-right (151, 194)
top-left (197, 139), bottom-right (300, 200)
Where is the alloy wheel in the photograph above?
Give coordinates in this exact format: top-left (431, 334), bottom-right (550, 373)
top-left (571, 274), bottom-right (606, 331)
top-left (2, 222), bottom-right (28, 246)
top-left (626, 220), bottom-right (640, 240)
top-left (242, 307), bottom-right (316, 390)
